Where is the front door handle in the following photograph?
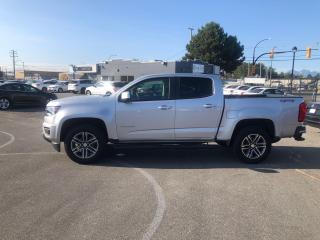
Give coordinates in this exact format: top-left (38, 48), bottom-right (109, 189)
top-left (203, 104), bottom-right (216, 108)
top-left (158, 105), bottom-right (172, 110)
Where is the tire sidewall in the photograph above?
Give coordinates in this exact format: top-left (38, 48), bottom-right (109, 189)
top-left (58, 88), bottom-right (63, 93)
top-left (0, 97), bottom-right (11, 110)
top-left (233, 126), bottom-right (271, 163)
top-left (86, 90), bottom-right (91, 95)
top-left (64, 125), bottom-right (107, 164)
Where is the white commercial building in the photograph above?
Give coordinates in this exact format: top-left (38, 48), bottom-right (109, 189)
top-left (98, 59), bottom-right (220, 82)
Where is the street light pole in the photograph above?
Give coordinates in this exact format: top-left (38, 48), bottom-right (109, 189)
top-left (252, 38), bottom-right (271, 65)
top-left (290, 46), bottom-right (298, 93)
top-left (188, 27), bottom-right (194, 40)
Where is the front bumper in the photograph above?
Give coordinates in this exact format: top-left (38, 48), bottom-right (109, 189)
top-left (42, 120), bottom-right (61, 152)
top-left (294, 125), bottom-right (306, 141)
top-left (43, 134), bottom-right (60, 152)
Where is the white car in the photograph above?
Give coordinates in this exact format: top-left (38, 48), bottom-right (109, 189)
top-left (47, 81), bottom-right (69, 93)
top-left (68, 79), bottom-right (95, 94)
top-left (224, 85), bottom-right (252, 95)
top-left (85, 81), bottom-right (127, 95)
top-left (32, 80), bottom-right (58, 92)
top-left (246, 88), bottom-right (286, 96)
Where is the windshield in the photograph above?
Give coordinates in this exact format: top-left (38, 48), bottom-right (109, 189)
top-left (112, 82), bottom-right (127, 89)
top-left (226, 85), bottom-right (239, 89)
top-left (250, 88), bottom-right (264, 93)
top-left (238, 86), bottom-right (250, 90)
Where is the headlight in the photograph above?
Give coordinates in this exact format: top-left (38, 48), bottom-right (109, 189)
top-left (45, 106), bottom-right (61, 116)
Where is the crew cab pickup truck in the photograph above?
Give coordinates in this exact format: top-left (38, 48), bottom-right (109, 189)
top-left (43, 74), bottom-right (307, 164)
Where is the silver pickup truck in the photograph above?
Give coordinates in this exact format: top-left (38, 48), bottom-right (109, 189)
top-left (43, 73), bottom-right (307, 164)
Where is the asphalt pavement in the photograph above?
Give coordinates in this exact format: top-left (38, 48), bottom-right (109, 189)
top-left (1, 97), bottom-right (320, 240)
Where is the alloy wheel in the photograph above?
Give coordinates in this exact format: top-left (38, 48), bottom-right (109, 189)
top-left (70, 132), bottom-right (99, 159)
top-left (0, 98), bottom-right (10, 110)
top-left (240, 134), bottom-right (267, 160)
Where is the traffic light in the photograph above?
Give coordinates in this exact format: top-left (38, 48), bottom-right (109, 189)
top-left (269, 48), bottom-right (275, 59)
top-left (306, 47), bottom-right (311, 58)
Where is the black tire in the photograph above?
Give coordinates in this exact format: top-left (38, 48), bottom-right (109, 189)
top-left (0, 97), bottom-right (11, 110)
top-left (80, 88), bottom-right (85, 94)
top-left (64, 125), bottom-right (107, 164)
top-left (232, 126), bottom-right (271, 163)
top-left (58, 88), bottom-right (63, 93)
top-left (86, 90), bottom-right (91, 95)
top-left (42, 87), bottom-right (47, 92)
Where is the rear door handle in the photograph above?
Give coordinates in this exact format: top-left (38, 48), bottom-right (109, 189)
top-left (158, 105), bottom-right (172, 110)
top-left (203, 104), bottom-right (216, 108)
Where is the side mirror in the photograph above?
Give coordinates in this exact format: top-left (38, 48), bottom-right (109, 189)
top-left (119, 91), bottom-right (131, 103)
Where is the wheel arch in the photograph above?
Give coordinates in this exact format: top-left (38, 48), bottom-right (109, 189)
top-left (230, 119), bottom-right (276, 145)
top-left (60, 118), bottom-right (108, 142)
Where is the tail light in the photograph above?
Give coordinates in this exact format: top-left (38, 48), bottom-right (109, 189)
top-left (298, 102), bottom-right (307, 122)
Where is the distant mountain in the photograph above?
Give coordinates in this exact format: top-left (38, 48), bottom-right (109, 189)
top-left (294, 69), bottom-right (320, 77)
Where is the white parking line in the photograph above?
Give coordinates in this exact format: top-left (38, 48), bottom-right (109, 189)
top-left (0, 131), bottom-right (15, 149)
top-left (0, 152), bottom-right (63, 156)
top-left (119, 161), bottom-right (166, 240)
top-left (290, 149), bottom-right (320, 183)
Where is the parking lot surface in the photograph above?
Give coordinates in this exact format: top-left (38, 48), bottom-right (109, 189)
top-left (1, 94), bottom-right (320, 240)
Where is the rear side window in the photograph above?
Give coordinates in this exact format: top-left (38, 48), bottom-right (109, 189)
top-left (178, 77), bottom-right (213, 99)
top-left (2, 84), bottom-right (21, 91)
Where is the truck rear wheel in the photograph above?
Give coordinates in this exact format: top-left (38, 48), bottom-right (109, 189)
top-left (232, 126), bottom-right (271, 163)
top-left (64, 125), bottom-right (107, 164)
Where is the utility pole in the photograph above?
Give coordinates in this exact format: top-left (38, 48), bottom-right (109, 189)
top-left (269, 59), bottom-right (273, 87)
top-left (188, 27), bottom-right (194, 40)
top-left (22, 62), bottom-right (25, 80)
top-left (259, 63), bottom-right (262, 78)
top-left (290, 46), bottom-right (298, 93)
top-left (9, 50), bottom-right (18, 79)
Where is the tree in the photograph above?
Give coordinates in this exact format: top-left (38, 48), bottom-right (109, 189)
top-left (0, 70), bottom-right (3, 80)
top-left (228, 62), bottom-right (268, 79)
top-left (184, 22), bottom-right (245, 73)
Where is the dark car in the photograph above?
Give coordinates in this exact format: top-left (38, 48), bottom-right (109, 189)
top-left (0, 83), bottom-right (57, 110)
top-left (306, 102), bottom-right (320, 124)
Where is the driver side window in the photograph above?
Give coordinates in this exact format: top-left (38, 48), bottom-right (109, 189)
top-left (128, 77), bottom-right (170, 102)
top-left (20, 84), bottom-right (38, 93)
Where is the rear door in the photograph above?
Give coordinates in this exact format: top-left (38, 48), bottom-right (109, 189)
top-left (116, 77), bottom-right (175, 140)
top-left (174, 77), bottom-right (224, 140)
top-left (20, 84), bottom-right (43, 106)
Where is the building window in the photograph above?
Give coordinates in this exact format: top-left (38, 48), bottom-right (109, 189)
top-left (121, 76), bottom-right (127, 82)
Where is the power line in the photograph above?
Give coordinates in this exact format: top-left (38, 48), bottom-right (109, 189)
top-left (245, 57), bottom-right (320, 62)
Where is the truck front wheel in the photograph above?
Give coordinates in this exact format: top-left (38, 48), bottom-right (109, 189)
top-left (233, 126), bottom-right (271, 163)
top-left (64, 125), bottom-right (107, 164)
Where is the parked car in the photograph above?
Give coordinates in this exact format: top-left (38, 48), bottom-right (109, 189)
top-left (0, 80), bottom-right (4, 84)
top-left (47, 81), bottom-right (69, 93)
top-left (246, 88), bottom-right (286, 96)
top-left (0, 83), bottom-right (57, 110)
top-left (306, 102), bottom-right (320, 124)
top-left (85, 81), bottom-right (127, 95)
top-left (223, 84), bottom-right (240, 94)
top-left (4, 80), bottom-right (22, 84)
top-left (68, 79), bottom-right (95, 94)
top-left (43, 73), bottom-right (306, 164)
top-left (32, 80), bottom-right (58, 92)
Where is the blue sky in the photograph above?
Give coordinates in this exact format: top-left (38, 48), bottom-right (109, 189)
top-left (0, 0), bottom-right (319, 72)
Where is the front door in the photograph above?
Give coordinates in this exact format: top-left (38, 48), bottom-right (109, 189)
top-left (174, 77), bottom-right (224, 140)
top-left (116, 77), bottom-right (175, 140)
